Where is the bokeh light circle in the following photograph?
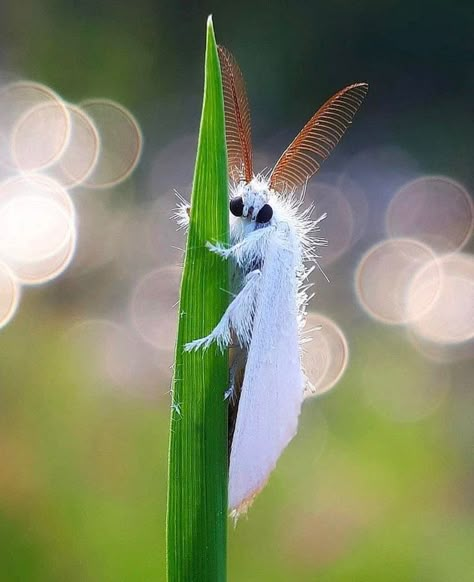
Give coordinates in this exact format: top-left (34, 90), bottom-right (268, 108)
top-left (303, 312), bottom-right (349, 397)
top-left (0, 173), bottom-right (75, 218)
top-left (0, 261), bottom-right (21, 328)
top-left (12, 100), bottom-right (71, 172)
top-left (80, 99), bottom-right (142, 188)
top-left (10, 226), bottom-right (77, 285)
top-left (407, 328), bottom-right (474, 364)
top-left (47, 104), bottom-right (100, 188)
top-left (307, 182), bottom-right (354, 266)
top-left (130, 266), bottom-right (180, 352)
top-left (408, 253), bottom-right (474, 345)
top-left (355, 239), bottom-right (439, 325)
top-left (0, 81), bottom-right (70, 170)
top-left (0, 196), bottom-right (71, 262)
top-left (386, 176), bottom-right (473, 253)
top-left (0, 174), bottom-right (76, 284)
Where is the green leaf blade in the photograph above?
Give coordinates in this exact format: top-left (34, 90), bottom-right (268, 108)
top-left (167, 16), bottom-right (229, 582)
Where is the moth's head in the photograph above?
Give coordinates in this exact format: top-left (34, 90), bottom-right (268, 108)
top-left (230, 176), bottom-right (273, 225)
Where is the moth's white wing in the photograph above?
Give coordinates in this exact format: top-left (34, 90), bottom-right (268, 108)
top-left (228, 225), bottom-right (305, 516)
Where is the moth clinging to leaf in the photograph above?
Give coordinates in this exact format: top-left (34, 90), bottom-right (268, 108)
top-left (178, 45), bottom-right (368, 518)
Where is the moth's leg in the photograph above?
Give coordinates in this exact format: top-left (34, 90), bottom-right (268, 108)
top-left (225, 346), bottom-right (247, 402)
top-left (184, 269), bottom-right (261, 352)
top-left (224, 354), bottom-right (238, 401)
top-left (206, 226), bottom-right (272, 258)
top-left (207, 225), bottom-right (277, 268)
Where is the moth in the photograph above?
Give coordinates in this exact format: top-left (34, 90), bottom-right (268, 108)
top-left (181, 46), bottom-right (367, 518)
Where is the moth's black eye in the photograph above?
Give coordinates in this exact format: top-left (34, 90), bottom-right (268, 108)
top-left (256, 204), bottom-right (273, 223)
top-left (230, 196), bottom-right (244, 217)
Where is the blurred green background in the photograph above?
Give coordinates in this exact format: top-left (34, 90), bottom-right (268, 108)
top-left (0, 1), bottom-right (473, 581)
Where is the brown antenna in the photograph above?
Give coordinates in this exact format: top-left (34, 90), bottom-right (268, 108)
top-left (269, 83), bottom-right (368, 193)
top-left (218, 46), bottom-right (253, 183)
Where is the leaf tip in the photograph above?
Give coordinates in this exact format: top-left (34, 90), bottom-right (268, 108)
top-left (206, 15), bottom-right (218, 58)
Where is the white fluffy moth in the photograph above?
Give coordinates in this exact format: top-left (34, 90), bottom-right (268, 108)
top-left (178, 46), bottom-right (367, 518)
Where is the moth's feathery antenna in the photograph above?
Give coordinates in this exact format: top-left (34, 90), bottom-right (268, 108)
top-left (269, 83), bottom-right (368, 193)
top-left (218, 46), bottom-right (253, 183)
